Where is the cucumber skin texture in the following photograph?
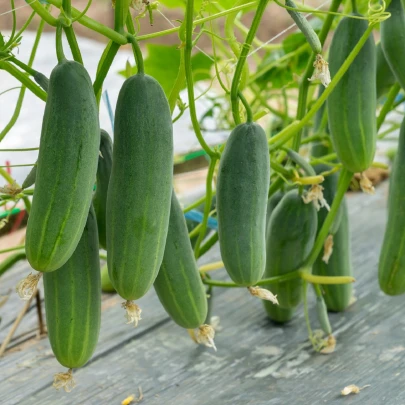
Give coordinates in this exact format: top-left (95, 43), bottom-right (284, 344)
top-left (263, 190), bottom-right (317, 322)
top-left (93, 130), bottom-right (113, 250)
top-left (313, 199), bottom-right (353, 312)
top-left (381, 0), bottom-right (405, 91)
top-left (266, 191), bottom-right (284, 240)
top-left (107, 74), bottom-right (173, 301)
top-left (217, 122), bottom-right (270, 286)
top-left (327, 16), bottom-right (376, 173)
top-left (25, 60), bottom-right (100, 272)
top-left (379, 117), bottom-right (405, 295)
top-left (376, 42), bottom-right (396, 99)
top-left (43, 206), bottom-right (101, 369)
top-left (154, 192), bottom-right (207, 329)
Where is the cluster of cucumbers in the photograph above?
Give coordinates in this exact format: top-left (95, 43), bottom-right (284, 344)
top-left (13, 0), bottom-right (405, 380)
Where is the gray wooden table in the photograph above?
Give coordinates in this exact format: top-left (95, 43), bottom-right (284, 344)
top-left (1, 181), bottom-right (404, 405)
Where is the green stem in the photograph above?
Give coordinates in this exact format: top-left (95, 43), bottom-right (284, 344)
top-left (377, 83), bottom-right (401, 130)
top-left (194, 156), bottom-right (217, 257)
top-left (0, 62), bottom-right (46, 102)
top-left (238, 92), bottom-right (253, 122)
top-left (127, 35), bottom-right (145, 74)
top-left (93, 41), bottom-right (121, 102)
top-left (303, 168), bottom-right (353, 267)
top-left (114, 0), bottom-right (131, 34)
top-left (62, 0), bottom-right (72, 19)
top-left (63, 26), bottom-right (83, 64)
top-left (351, 0), bottom-right (357, 13)
top-left (55, 24), bottom-right (66, 63)
top-left (183, 192), bottom-right (217, 213)
top-left (0, 147), bottom-right (39, 151)
top-left (184, 0), bottom-right (218, 158)
top-left (168, 51), bottom-right (186, 114)
top-left (3, 56), bottom-right (37, 76)
top-left (230, 0), bottom-right (269, 125)
top-left (0, 245), bottom-right (25, 255)
top-left (197, 231), bottom-right (219, 258)
top-left (268, 176), bottom-right (284, 198)
top-left (13, 10), bottom-right (37, 43)
top-left (0, 169), bottom-right (31, 213)
top-left (28, 0), bottom-right (58, 26)
top-left (270, 24), bottom-right (375, 150)
top-left (292, 0), bottom-right (342, 151)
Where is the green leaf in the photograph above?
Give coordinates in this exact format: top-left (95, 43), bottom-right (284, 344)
top-left (118, 44), bottom-right (214, 98)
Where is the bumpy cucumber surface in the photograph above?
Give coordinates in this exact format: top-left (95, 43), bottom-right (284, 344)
top-left (154, 192), bottom-right (207, 329)
top-left (379, 117), bottom-right (405, 295)
top-left (327, 15), bottom-right (376, 173)
top-left (263, 189), bottom-right (317, 322)
top-left (43, 205), bottom-right (101, 368)
top-left (107, 73), bottom-right (173, 301)
top-left (93, 130), bottom-right (113, 250)
top-left (25, 60), bottom-right (100, 272)
top-left (381, 0), bottom-right (405, 91)
top-left (217, 122), bottom-right (270, 286)
top-left (376, 42), bottom-right (396, 99)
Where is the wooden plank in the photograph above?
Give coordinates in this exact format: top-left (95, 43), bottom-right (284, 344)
top-left (2, 182), bottom-right (405, 405)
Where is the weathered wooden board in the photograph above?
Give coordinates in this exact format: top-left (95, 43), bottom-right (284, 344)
top-left (1, 181), bottom-right (405, 405)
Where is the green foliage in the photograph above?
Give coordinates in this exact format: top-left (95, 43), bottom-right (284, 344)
top-left (120, 44), bottom-right (214, 97)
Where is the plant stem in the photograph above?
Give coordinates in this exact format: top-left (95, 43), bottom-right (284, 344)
top-left (168, 51), bottom-right (186, 114)
top-left (194, 156), bottom-right (217, 257)
top-left (0, 62), bottom-right (46, 102)
top-left (184, 0), bottom-right (218, 158)
top-left (55, 23), bottom-right (66, 63)
top-left (230, 0), bottom-right (269, 125)
top-left (0, 169), bottom-right (31, 213)
top-left (127, 35), bottom-right (144, 74)
top-left (28, 0), bottom-right (58, 26)
top-left (377, 83), bottom-right (401, 130)
top-left (93, 41), bottom-right (121, 102)
top-left (0, 245), bottom-right (25, 255)
top-left (197, 232), bottom-right (219, 258)
top-left (63, 26), bottom-right (83, 64)
top-left (115, 0), bottom-right (131, 34)
top-left (303, 168), bottom-right (353, 268)
top-left (292, 0), bottom-right (342, 151)
top-left (238, 92), bottom-right (253, 122)
top-left (270, 24), bottom-right (375, 149)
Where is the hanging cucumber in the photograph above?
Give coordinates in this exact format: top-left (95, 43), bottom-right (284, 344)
top-left (263, 189), bottom-right (317, 323)
top-left (376, 42), bottom-right (396, 99)
top-left (25, 52), bottom-right (100, 272)
top-left (266, 191), bottom-right (284, 239)
top-left (93, 130), bottom-right (113, 250)
top-left (22, 165), bottom-right (37, 189)
top-left (381, 0), bottom-right (405, 91)
top-left (154, 192), bottom-right (207, 329)
top-left (43, 205), bottom-right (101, 369)
top-left (327, 15), bottom-right (376, 173)
top-left (217, 122), bottom-right (270, 286)
top-left (107, 70), bottom-right (173, 301)
top-left (379, 117), bottom-right (405, 295)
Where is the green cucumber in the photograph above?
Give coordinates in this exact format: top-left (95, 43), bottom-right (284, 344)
top-left (107, 73), bottom-right (173, 301)
top-left (381, 0), bottom-right (405, 90)
top-left (263, 189), bottom-right (317, 322)
top-left (376, 42), bottom-right (396, 99)
top-left (43, 205), bottom-right (101, 368)
top-left (285, 0), bottom-right (322, 54)
top-left (25, 60), bottom-right (100, 272)
top-left (0, 251), bottom-right (26, 277)
top-left (33, 71), bottom-right (49, 92)
top-left (217, 122), bottom-right (270, 286)
top-left (379, 117), bottom-right (405, 295)
top-left (266, 191), bottom-right (284, 239)
top-left (22, 165), bottom-right (37, 189)
top-left (101, 264), bottom-right (115, 293)
top-left (93, 130), bottom-right (113, 250)
top-left (327, 15), bottom-right (376, 173)
top-left (154, 192), bottom-right (207, 329)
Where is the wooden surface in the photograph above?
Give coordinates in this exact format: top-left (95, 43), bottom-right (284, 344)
top-left (1, 181), bottom-right (404, 405)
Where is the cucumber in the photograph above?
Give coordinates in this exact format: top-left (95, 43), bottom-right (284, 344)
top-left (312, 197), bottom-right (353, 312)
top-left (0, 251), bottom-right (26, 278)
top-left (379, 117), bottom-right (405, 295)
top-left (263, 189), bottom-right (317, 322)
top-left (22, 165), bottom-right (37, 189)
top-left (266, 191), bottom-right (284, 239)
top-left (381, 0), bottom-right (405, 91)
top-left (33, 71), bottom-right (49, 92)
top-left (93, 130), bottom-right (113, 250)
top-left (217, 122), bottom-right (270, 286)
top-left (376, 42), bottom-right (396, 99)
top-left (101, 264), bottom-right (115, 293)
top-left (107, 73), bottom-right (173, 301)
top-left (43, 205), bottom-right (101, 368)
top-left (327, 15), bottom-right (376, 173)
top-left (154, 192), bottom-right (207, 329)
top-left (25, 60), bottom-right (100, 272)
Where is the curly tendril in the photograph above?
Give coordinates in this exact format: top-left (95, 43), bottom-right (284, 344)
top-left (367, 0), bottom-right (390, 25)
